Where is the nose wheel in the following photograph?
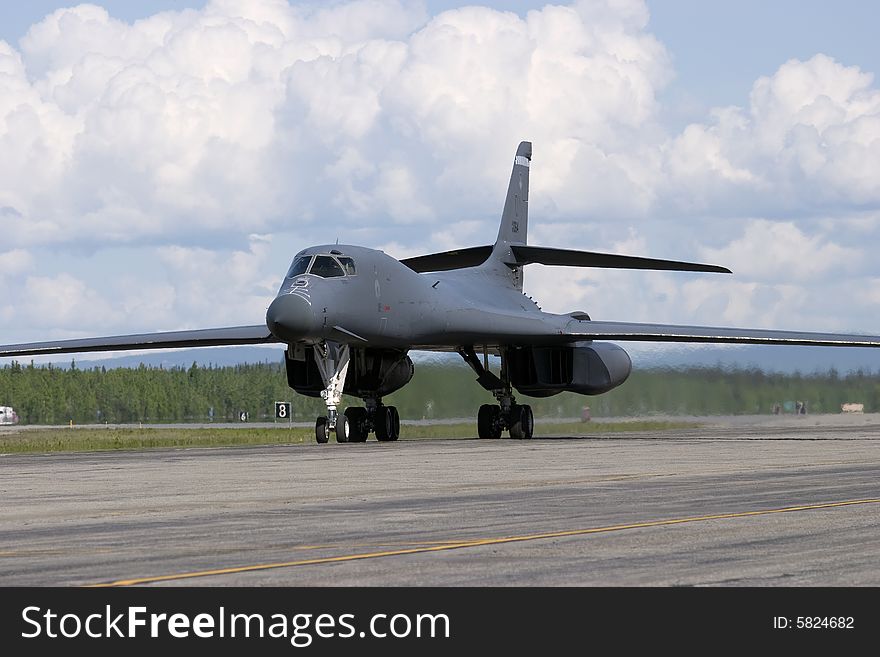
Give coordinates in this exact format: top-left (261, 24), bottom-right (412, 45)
top-left (316, 416), bottom-right (330, 443)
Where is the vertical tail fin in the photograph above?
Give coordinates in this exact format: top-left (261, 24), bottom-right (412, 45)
top-left (486, 141), bottom-right (531, 289)
top-left (496, 141), bottom-right (530, 247)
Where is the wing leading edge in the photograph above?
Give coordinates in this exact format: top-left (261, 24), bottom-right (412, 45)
top-left (0, 325), bottom-right (278, 359)
top-left (565, 320), bottom-right (880, 347)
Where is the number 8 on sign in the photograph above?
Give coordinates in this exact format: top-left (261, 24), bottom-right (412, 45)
top-left (275, 402), bottom-right (291, 420)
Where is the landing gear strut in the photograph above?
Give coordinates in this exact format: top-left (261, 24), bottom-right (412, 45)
top-left (459, 346), bottom-right (534, 439)
top-left (313, 342), bottom-right (350, 442)
top-left (312, 342), bottom-right (400, 443)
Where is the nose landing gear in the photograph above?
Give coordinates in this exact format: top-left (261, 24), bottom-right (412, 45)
top-left (312, 342), bottom-right (400, 443)
top-left (313, 342), bottom-right (350, 443)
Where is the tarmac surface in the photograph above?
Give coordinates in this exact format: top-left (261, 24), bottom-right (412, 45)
top-left (2, 414), bottom-right (879, 586)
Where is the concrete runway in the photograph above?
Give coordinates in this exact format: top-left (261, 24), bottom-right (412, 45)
top-left (2, 415), bottom-right (879, 586)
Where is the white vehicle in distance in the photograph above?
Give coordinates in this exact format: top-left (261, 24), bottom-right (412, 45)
top-left (0, 406), bottom-right (19, 425)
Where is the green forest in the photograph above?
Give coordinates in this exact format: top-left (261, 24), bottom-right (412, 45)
top-left (2, 358), bottom-right (879, 425)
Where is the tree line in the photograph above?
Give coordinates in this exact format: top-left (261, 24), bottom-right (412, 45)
top-left (2, 359), bottom-right (879, 425)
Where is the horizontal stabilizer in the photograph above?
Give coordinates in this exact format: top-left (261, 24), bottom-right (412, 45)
top-left (510, 245), bottom-right (731, 274)
top-left (401, 244), bottom-right (729, 274)
top-left (0, 325), bottom-right (278, 359)
top-left (401, 245), bottom-right (493, 273)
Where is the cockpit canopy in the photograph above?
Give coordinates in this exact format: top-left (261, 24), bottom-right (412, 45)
top-left (286, 253), bottom-right (356, 279)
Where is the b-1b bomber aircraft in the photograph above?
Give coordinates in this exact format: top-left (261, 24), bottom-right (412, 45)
top-left (4, 142), bottom-right (880, 442)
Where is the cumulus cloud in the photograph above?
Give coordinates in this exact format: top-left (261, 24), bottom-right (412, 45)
top-left (700, 219), bottom-right (862, 283)
top-left (0, 0), bottom-right (679, 253)
top-left (0, 0), bottom-right (878, 345)
top-left (0, 249), bottom-right (34, 276)
top-left (663, 54), bottom-right (880, 215)
top-left (155, 234), bottom-right (279, 325)
top-left (20, 272), bottom-right (123, 331)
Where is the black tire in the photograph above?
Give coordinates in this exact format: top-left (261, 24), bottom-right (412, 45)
top-left (509, 404), bottom-right (523, 439)
top-left (509, 404), bottom-right (534, 439)
top-left (478, 404), bottom-right (501, 439)
top-left (387, 406), bottom-right (400, 441)
top-left (335, 413), bottom-right (350, 443)
top-left (375, 406), bottom-right (393, 442)
top-left (344, 407), bottom-right (368, 442)
top-left (315, 416), bottom-right (329, 444)
top-left (477, 404), bottom-right (492, 439)
top-left (522, 404), bottom-right (534, 439)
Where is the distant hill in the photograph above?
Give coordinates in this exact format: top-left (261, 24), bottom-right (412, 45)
top-left (69, 346), bottom-right (287, 370)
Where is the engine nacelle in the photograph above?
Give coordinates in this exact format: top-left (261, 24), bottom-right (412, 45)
top-left (508, 341), bottom-right (632, 397)
top-left (285, 347), bottom-right (414, 398)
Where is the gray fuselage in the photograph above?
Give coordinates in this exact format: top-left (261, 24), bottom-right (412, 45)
top-left (268, 244), bottom-right (578, 350)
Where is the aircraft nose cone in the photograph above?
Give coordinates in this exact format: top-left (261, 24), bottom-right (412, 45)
top-left (266, 294), bottom-right (314, 342)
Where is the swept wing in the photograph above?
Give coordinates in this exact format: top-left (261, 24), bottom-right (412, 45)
top-left (564, 320), bottom-right (880, 347)
top-left (0, 325), bottom-right (277, 359)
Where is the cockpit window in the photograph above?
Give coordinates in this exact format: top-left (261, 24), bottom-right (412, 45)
top-left (309, 255), bottom-right (345, 278)
top-left (337, 257), bottom-right (356, 275)
top-left (286, 255), bottom-right (312, 279)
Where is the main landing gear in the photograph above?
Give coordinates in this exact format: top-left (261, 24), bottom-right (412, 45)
top-left (477, 401), bottom-right (534, 440)
top-left (459, 346), bottom-right (534, 440)
top-left (312, 342), bottom-right (400, 444)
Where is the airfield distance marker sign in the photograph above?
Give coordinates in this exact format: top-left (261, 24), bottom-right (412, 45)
top-left (275, 402), bottom-right (292, 427)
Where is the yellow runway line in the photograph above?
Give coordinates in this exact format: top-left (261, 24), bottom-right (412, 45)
top-left (90, 498), bottom-right (880, 587)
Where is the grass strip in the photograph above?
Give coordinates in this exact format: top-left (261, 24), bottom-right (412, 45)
top-left (0, 420), bottom-right (699, 454)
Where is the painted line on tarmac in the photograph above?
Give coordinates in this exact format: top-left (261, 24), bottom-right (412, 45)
top-left (90, 498), bottom-right (880, 587)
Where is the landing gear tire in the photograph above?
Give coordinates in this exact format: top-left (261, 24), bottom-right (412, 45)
top-left (335, 414), bottom-right (350, 443)
top-left (315, 416), bottom-right (329, 444)
top-left (509, 404), bottom-right (534, 440)
top-left (477, 404), bottom-right (502, 439)
top-left (390, 406), bottom-right (400, 441)
top-left (376, 405), bottom-right (400, 442)
top-left (343, 407), bottom-right (368, 443)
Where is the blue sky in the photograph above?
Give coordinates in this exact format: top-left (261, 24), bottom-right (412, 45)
top-left (1, 0), bottom-right (879, 359)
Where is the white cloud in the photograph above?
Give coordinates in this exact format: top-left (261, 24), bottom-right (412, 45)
top-left (0, 0), bottom-right (680, 253)
top-left (663, 55), bottom-right (880, 213)
top-left (0, 1), bottom-right (878, 346)
top-left (156, 234), bottom-right (278, 326)
top-left (701, 219), bottom-right (861, 283)
top-left (20, 272), bottom-right (123, 330)
top-left (0, 249), bottom-right (34, 276)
